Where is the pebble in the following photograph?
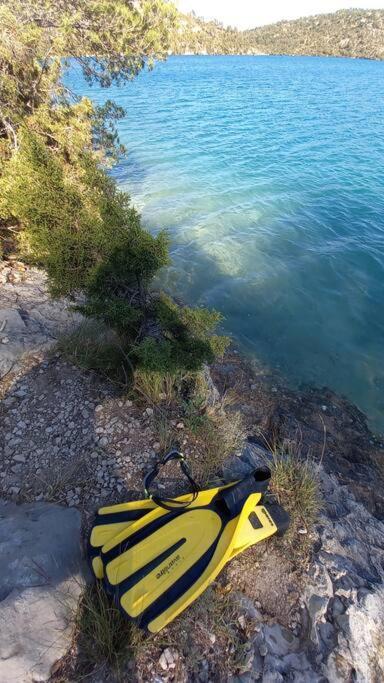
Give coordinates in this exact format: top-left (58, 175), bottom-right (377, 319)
top-left (238, 614), bottom-right (246, 629)
top-left (158, 653), bottom-right (168, 671)
top-left (13, 454), bottom-right (26, 463)
top-left (159, 648), bottom-right (178, 671)
top-left (258, 643), bottom-right (268, 657)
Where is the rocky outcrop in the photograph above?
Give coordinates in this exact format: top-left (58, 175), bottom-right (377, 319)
top-left (0, 264), bottom-right (81, 380)
top-left (227, 444), bottom-right (384, 682)
top-left (0, 500), bottom-right (89, 683)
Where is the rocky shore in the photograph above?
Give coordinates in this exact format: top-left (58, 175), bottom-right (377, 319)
top-left (1, 262), bottom-right (384, 682)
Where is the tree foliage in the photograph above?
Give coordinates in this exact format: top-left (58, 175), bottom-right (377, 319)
top-left (0, 0), bottom-right (228, 380)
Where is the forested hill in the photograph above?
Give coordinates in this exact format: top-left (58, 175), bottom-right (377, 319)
top-left (170, 9), bottom-right (384, 60)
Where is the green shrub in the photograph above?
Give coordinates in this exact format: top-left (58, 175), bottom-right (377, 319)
top-left (0, 2), bottom-right (229, 390)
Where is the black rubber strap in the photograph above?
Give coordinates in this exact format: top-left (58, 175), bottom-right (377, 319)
top-left (143, 449), bottom-right (200, 511)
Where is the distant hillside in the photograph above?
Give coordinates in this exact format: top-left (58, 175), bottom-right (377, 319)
top-left (170, 12), bottom-right (249, 55)
top-left (246, 9), bottom-right (384, 60)
top-left (171, 9), bottom-right (384, 60)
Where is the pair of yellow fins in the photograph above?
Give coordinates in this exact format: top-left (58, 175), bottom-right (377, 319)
top-left (89, 451), bottom-right (289, 633)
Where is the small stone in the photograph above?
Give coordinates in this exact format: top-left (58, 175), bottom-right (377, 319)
top-left (13, 454), bottom-right (26, 463)
top-left (95, 405), bottom-right (103, 412)
top-left (99, 436), bottom-right (108, 447)
top-left (162, 647), bottom-right (178, 669)
top-left (176, 422), bottom-right (184, 430)
top-left (209, 633), bottom-right (216, 644)
top-left (9, 486), bottom-right (20, 495)
top-left (258, 643), bottom-right (268, 657)
top-left (145, 407), bottom-right (154, 416)
top-left (159, 652), bottom-right (168, 671)
top-left (1, 336), bottom-right (9, 344)
top-left (298, 527), bottom-right (308, 535)
top-left (153, 442), bottom-right (161, 452)
top-left (238, 615), bottom-right (246, 629)
top-left (322, 405), bottom-right (327, 412)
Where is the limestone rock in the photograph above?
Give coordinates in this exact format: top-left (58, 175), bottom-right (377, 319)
top-left (0, 268), bottom-right (82, 380)
top-left (0, 500), bottom-right (89, 682)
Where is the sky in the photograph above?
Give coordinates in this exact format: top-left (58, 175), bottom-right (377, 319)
top-left (176, 1), bottom-right (383, 29)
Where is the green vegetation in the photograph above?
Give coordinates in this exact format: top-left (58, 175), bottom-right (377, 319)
top-left (183, 384), bottom-right (244, 484)
top-left (245, 9), bottom-right (384, 60)
top-left (75, 582), bottom-right (143, 675)
top-left (56, 320), bottom-right (130, 384)
top-left (147, 375), bottom-right (244, 487)
top-left (0, 0), bottom-right (228, 384)
top-left (170, 12), bottom-right (249, 55)
top-left (171, 9), bottom-right (384, 60)
top-left (269, 441), bottom-right (321, 549)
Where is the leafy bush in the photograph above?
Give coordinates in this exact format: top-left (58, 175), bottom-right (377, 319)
top-left (0, 0), bottom-right (228, 386)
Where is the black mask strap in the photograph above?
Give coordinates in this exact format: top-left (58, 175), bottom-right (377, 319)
top-left (143, 449), bottom-right (200, 511)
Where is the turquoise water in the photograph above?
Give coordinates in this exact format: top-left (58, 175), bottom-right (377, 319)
top-left (68, 56), bottom-right (384, 431)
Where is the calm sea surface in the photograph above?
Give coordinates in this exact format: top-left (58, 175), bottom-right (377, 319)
top-left (68, 56), bottom-right (384, 432)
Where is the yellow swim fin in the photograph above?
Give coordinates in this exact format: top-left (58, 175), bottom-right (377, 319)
top-left (89, 479), bottom-right (242, 579)
top-left (99, 470), bottom-right (289, 633)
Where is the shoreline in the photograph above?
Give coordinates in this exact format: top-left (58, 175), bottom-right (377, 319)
top-left (1, 262), bottom-right (384, 681)
top-left (168, 52), bottom-right (383, 62)
top-left (1, 261), bottom-right (383, 518)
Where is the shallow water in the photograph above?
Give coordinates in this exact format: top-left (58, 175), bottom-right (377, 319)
top-left (68, 56), bottom-right (384, 432)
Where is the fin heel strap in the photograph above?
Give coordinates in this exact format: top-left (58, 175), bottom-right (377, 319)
top-left (221, 466), bottom-right (271, 516)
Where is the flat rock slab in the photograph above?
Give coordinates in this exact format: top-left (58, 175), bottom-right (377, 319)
top-left (0, 500), bottom-right (89, 682)
top-left (0, 268), bottom-right (81, 379)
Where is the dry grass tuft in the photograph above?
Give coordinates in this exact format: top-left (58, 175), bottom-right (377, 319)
top-left (150, 586), bottom-right (251, 679)
top-left (75, 582), bottom-right (144, 677)
top-left (27, 458), bottom-right (89, 504)
top-left (56, 320), bottom-right (132, 386)
top-left (185, 391), bottom-right (245, 485)
top-left (268, 439), bottom-right (322, 547)
top-left (133, 368), bottom-right (177, 405)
